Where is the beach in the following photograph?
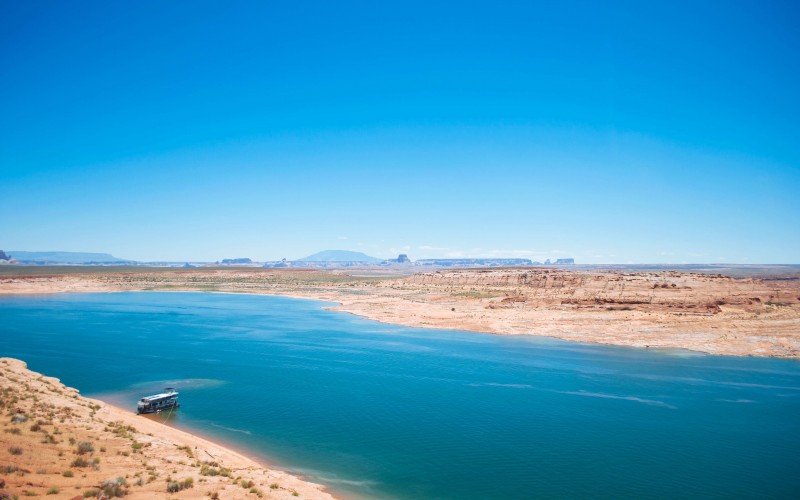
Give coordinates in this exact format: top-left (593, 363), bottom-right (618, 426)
top-left (0, 357), bottom-right (334, 499)
top-left (1, 266), bottom-right (799, 358)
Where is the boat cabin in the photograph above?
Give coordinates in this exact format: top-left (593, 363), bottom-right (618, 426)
top-left (137, 388), bottom-right (180, 414)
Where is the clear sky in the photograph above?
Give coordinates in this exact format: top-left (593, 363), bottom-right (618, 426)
top-left (1, 1), bottom-right (798, 263)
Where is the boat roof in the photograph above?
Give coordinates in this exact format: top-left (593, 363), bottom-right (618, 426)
top-left (139, 390), bottom-right (179, 402)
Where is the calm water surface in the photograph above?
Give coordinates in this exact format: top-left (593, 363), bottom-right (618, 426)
top-left (1, 292), bottom-right (799, 499)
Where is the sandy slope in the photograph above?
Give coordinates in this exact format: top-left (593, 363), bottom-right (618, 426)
top-left (0, 358), bottom-right (333, 499)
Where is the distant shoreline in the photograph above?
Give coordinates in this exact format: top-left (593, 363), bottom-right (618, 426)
top-left (0, 266), bottom-right (798, 358)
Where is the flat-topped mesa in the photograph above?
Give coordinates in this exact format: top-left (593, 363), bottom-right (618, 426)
top-left (220, 257), bottom-right (253, 265)
top-left (415, 258), bottom-right (537, 267)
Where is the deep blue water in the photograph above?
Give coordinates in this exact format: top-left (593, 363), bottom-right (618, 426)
top-left (1, 292), bottom-right (799, 499)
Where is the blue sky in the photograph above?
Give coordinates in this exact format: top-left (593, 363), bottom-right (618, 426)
top-left (1, 1), bottom-right (798, 263)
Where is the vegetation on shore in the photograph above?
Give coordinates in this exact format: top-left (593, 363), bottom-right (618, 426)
top-left (0, 358), bottom-right (332, 499)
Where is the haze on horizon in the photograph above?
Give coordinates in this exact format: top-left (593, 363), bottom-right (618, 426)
top-left (1, 1), bottom-right (798, 264)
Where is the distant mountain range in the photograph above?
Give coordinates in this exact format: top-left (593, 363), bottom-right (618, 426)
top-left (295, 250), bottom-right (383, 263)
top-left (7, 251), bottom-right (132, 264)
top-left (1, 249), bottom-right (575, 268)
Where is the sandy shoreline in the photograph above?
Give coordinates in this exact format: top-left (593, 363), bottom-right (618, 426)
top-left (0, 357), bottom-right (335, 499)
top-left (1, 266), bottom-right (798, 358)
top-left (2, 266), bottom-right (799, 497)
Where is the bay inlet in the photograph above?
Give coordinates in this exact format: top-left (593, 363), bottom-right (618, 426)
top-left (1, 292), bottom-right (798, 498)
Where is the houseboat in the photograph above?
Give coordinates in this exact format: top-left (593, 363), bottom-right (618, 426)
top-left (137, 388), bottom-right (180, 414)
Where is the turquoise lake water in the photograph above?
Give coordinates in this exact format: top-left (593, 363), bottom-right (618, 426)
top-left (1, 292), bottom-right (799, 499)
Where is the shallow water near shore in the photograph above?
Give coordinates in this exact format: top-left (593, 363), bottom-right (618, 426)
top-left (1, 292), bottom-right (799, 498)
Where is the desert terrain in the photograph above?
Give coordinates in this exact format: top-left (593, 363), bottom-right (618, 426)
top-left (1, 266), bottom-right (799, 358)
top-left (0, 357), bottom-right (333, 499)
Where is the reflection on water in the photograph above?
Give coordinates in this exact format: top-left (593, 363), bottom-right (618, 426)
top-left (140, 409), bottom-right (180, 425)
top-left (1, 292), bottom-right (799, 499)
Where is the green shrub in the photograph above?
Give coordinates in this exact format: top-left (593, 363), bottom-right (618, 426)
top-left (165, 476), bottom-right (195, 493)
top-left (77, 441), bottom-right (94, 455)
top-left (177, 444), bottom-right (194, 458)
top-left (9, 446), bottom-right (23, 455)
top-left (200, 464), bottom-right (219, 476)
top-left (11, 413), bottom-right (28, 423)
top-left (63, 470), bottom-right (74, 477)
top-left (100, 477), bottom-right (128, 497)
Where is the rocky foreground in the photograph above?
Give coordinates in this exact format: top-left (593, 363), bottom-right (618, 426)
top-left (1, 266), bottom-right (799, 357)
top-left (0, 358), bottom-right (333, 499)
